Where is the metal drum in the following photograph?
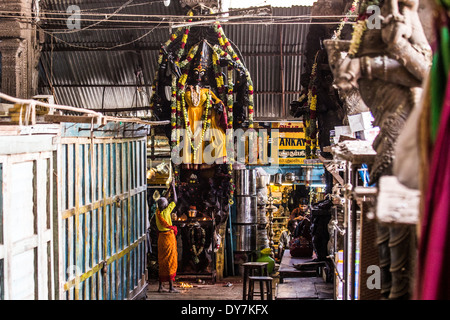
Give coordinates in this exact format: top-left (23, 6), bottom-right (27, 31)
top-left (235, 196), bottom-right (257, 224)
top-left (235, 169), bottom-right (257, 196)
top-left (274, 173), bottom-right (283, 186)
top-left (235, 169), bottom-right (249, 195)
top-left (256, 174), bottom-right (270, 189)
top-left (248, 169), bottom-right (257, 196)
top-left (233, 224), bottom-right (257, 252)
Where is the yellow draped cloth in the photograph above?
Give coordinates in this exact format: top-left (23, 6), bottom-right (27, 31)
top-left (155, 202), bottom-right (178, 282)
top-left (182, 86), bottom-right (227, 164)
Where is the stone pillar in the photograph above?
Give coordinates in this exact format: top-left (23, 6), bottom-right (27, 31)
top-left (0, 0), bottom-right (42, 99)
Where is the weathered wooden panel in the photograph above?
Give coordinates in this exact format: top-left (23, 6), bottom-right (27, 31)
top-left (57, 136), bottom-right (148, 300)
top-left (0, 143), bottom-right (56, 300)
top-left (0, 123), bottom-right (149, 300)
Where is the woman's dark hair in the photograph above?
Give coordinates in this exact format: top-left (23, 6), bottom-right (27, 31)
top-left (299, 198), bottom-right (309, 205)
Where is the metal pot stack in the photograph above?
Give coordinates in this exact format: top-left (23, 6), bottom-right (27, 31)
top-left (256, 171), bottom-right (270, 249)
top-left (232, 169), bottom-right (257, 252)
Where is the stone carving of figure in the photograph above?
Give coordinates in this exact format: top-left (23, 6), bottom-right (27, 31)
top-left (327, 0), bottom-right (432, 299)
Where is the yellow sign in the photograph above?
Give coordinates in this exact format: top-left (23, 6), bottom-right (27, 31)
top-left (274, 122), bottom-right (306, 165)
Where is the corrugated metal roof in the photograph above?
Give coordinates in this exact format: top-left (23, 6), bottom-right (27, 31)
top-left (38, 1), bottom-right (311, 120)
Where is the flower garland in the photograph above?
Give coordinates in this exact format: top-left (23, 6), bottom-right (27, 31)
top-left (348, 20), bottom-right (367, 58)
top-left (213, 22), bottom-right (255, 129)
top-left (226, 65), bottom-right (234, 129)
top-left (309, 92), bottom-right (318, 157)
top-left (210, 55), bottom-right (237, 200)
top-left (175, 26), bottom-right (191, 64)
top-left (181, 88), bottom-right (213, 162)
top-left (179, 44), bottom-right (199, 69)
top-left (150, 11), bottom-right (194, 113)
top-left (174, 44), bottom-right (198, 182)
top-left (332, 0), bottom-right (360, 40)
top-left (174, 44), bottom-right (200, 154)
top-left (170, 75), bottom-right (178, 145)
top-left (189, 225), bottom-right (206, 264)
top-left (226, 64), bottom-right (236, 203)
top-left (304, 51), bottom-right (319, 159)
top-left (212, 51), bottom-right (226, 102)
top-left (348, 0), bottom-right (380, 58)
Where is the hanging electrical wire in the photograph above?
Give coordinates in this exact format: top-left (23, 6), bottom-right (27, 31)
top-left (41, 0), bottom-right (164, 13)
top-left (49, 0), bottom-right (135, 34)
top-left (0, 10), bottom-right (356, 25)
top-left (37, 21), bottom-right (164, 51)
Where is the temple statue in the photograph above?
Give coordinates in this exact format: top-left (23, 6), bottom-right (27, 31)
top-left (149, 5), bottom-right (255, 234)
top-left (181, 41), bottom-right (228, 165)
top-left (326, 0), bottom-right (432, 299)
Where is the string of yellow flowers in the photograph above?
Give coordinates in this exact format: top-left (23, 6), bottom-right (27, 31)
top-left (150, 10), bottom-right (193, 114)
top-left (175, 12), bottom-right (194, 63)
top-left (348, 19), bottom-right (367, 58)
top-left (179, 43), bottom-right (199, 70)
top-left (226, 63), bottom-right (235, 203)
top-left (212, 51), bottom-right (226, 102)
top-left (347, 0), bottom-right (380, 58)
top-left (304, 51), bottom-right (319, 159)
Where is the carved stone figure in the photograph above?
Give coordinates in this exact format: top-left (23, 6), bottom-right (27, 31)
top-left (325, 40), bottom-right (370, 119)
top-left (326, 0), bottom-right (432, 299)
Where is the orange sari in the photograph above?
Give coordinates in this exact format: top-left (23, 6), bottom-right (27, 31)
top-left (155, 202), bottom-right (178, 282)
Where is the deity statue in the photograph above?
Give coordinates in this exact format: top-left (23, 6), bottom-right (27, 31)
top-left (181, 41), bottom-right (228, 166)
top-left (326, 0), bottom-right (432, 299)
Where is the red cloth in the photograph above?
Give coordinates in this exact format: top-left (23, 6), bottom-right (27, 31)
top-left (168, 225), bottom-right (178, 236)
top-left (417, 73), bottom-right (450, 299)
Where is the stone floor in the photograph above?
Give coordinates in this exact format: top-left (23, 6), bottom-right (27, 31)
top-left (146, 275), bottom-right (266, 300)
top-left (146, 270), bottom-right (333, 300)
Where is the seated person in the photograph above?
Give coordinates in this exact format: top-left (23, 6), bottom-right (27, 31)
top-left (289, 198), bottom-right (310, 221)
top-left (277, 219), bottom-right (299, 260)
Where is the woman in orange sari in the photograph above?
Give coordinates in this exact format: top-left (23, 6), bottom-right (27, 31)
top-left (155, 182), bottom-right (179, 293)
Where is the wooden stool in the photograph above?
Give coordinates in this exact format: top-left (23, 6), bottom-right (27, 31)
top-left (248, 276), bottom-right (273, 300)
top-left (242, 262), bottom-right (269, 300)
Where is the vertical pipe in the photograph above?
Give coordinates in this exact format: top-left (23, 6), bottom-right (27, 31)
top-left (334, 205), bottom-right (338, 299)
top-left (90, 140), bottom-right (95, 300)
top-left (74, 143), bottom-right (80, 300)
top-left (343, 161), bottom-right (351, 300)
top-left (102, 142), bottom-right (108, 299)
top-left (350, 164), bottom-right (356, 300)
